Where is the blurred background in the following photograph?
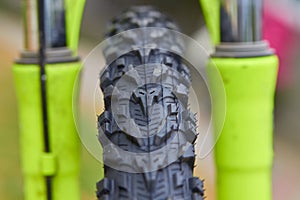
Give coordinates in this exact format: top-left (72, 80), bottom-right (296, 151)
top-left (0, 0), bottom-right (299, 199)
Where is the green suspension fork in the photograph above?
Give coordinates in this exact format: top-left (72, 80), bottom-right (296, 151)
top-left (200, 0), bottom-right (278, 200)
top-left (13, 0), bottom-right (85, 199)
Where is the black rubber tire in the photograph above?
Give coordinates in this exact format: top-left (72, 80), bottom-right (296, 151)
top-left (97, 6), bottom-right (204, 200)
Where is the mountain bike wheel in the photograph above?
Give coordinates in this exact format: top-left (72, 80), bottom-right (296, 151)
top-left (96, 6), bottom-right (204, 200)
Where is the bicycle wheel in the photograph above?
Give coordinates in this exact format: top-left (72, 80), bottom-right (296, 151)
top-left (96, 6), bottom-right (204, 200)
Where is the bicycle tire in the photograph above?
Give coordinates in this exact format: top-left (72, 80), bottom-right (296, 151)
top-left (96, 6), bottom-right (204, 200)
